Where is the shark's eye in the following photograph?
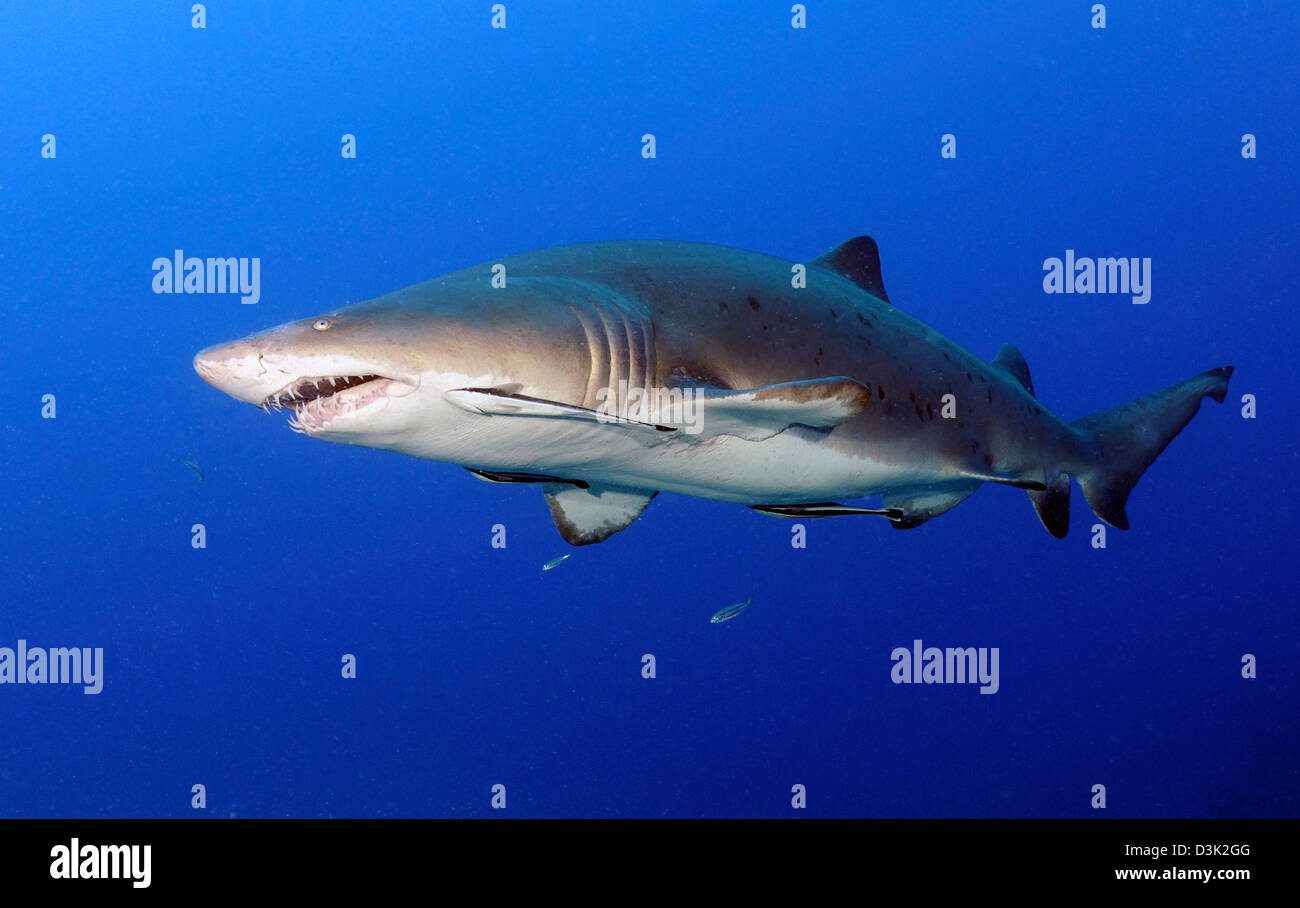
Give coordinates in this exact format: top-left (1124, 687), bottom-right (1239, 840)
top-left (313, 317), bottom-right (338, 332)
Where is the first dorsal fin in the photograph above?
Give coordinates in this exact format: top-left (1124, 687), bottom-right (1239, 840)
top-left (991, 343), bottom-right (1035, 397)
top-left (810, 236), bottom-right (890, 303)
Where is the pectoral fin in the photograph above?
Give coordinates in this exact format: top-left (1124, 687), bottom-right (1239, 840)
top-left (543, 483), bottom-right (658, 546)
top-left (443, 387), bottom-right (675, 432)
top-left (690, 377), bottom-right (873, 441)
top-left (448, 378), bottom-right (870, 443)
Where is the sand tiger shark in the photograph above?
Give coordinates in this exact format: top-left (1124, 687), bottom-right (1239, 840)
top-left (194, 237), bottom-right (1233, 545)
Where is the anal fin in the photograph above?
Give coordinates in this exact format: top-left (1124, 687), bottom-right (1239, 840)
top-left (1028, 471), bottom-right (1071, 538)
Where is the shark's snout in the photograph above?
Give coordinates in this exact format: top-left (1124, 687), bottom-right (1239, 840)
top-left (194, 327), bottom-right (424, 441)
top-left (193, 341), bottom-right (271, 404)
top-left (192, 346), bottom-right (226, 387)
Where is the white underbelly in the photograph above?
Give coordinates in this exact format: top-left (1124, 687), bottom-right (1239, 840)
top-left (381, 395), bottom-right (944, 504)
top-left (445, 421), bottom-right (928, 503)
top-left (599, 431), bottom-right (918, 502)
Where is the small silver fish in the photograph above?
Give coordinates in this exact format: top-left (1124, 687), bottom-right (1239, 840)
top-left (180, 459), bottom-right (205, 483)
top-left (541, 553), bottom-right (572, 572)
top-left (710, 599), bottom-right (752, 624)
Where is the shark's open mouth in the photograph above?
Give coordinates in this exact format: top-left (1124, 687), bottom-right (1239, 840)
top-left (261, 374), bottom-right (393, 433)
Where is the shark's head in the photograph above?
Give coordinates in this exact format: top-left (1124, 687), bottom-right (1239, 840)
top-left (193, 303), bottom-right (434, 446)
top-left (193, 278), bottom-right (593, 461)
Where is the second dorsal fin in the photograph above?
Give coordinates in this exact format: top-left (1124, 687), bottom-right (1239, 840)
top-left (810, 235), bottom-right (890, 303)
top-left (991, 343), bottom-right (1035, 397)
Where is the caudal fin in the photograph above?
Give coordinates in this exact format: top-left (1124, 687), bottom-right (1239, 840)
top-left (1071, 366), bottom-right (1233, 530)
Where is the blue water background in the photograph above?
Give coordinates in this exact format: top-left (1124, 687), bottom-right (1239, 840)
top-left (0, 1), bottom-right (1295, 817)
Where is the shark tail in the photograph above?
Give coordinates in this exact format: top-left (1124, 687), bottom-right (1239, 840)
top-left (1068, 366), bottom-right (1234, 531)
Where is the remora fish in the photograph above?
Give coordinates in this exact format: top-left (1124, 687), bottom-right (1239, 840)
top-left (710, 599), bottom-right (753, 625)
top-left (194, 237), bottom-right (1233, 545)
